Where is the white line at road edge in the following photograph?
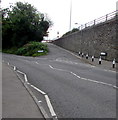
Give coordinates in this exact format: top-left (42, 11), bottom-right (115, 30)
top-left (6, 61), bottom-right (58, 119)
top-left (30, 84), bottom-right (46, 95)
top-left (17, 70), bottom-right (28, 83)
top-left (45, 95), bottom-right (57, 118)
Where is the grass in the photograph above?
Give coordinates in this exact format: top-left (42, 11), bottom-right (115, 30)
top-left (3, 42), bottom-right (49, 57)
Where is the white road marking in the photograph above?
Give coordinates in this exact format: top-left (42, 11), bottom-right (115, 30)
top-left (30, 84), bottom-right (46, 95)
top-left (24, 74), bottom-right (28, 82)
top-left (45, 95), bottom-right (57, 117)
top-left (4, 61), bottom-right (58, 119)
top-left (49, 65), bottom-right (69, 72)
top-left (71, 72), bottom-right (81, 79)
top-left (35, 61), bottom-right (49, 66)
top-left (49, 65), bottom-right (54, 69)
top-left (36, 61), bottom-right (39, 64)
top-left (48, 64), bottom-right (118, 89)
top-left (17, 70), bottom-right (25, 75)
top-left (55, 59), bottom-right (78, 65)
top-left (13, 66), bottom-right (16, 71)
top-left (16, 70), bottom-right (28, 83)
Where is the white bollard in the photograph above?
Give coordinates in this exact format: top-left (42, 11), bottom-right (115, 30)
top-left (112, 59), bottom-right (115, 68)
top-left (92, 56), bottom-right (94, 62)
top-left (82, 53), bottom-right (84, 57)
top-left (78, 52), bottom-right (81, 56)
top-left (99, 56), bottom-right (102, 64)
top-left (86, 54), bottom-right (88, 59)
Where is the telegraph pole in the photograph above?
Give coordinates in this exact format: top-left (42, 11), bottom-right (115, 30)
top-left (69, 0), bottom-right (72, 31)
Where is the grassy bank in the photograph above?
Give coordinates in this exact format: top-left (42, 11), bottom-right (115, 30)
top-left (3, 42), bottom-right (48, 57)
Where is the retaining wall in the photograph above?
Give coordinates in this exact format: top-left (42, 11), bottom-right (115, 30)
top-left (53, 18), bottom-right (117, 61)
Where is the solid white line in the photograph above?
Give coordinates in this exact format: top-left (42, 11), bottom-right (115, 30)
top-left (17, 70), bottom-right (25, 75)
top-left (24, 74), bottom-right (28, 82)
top-left (71, 72), bottom-right (81, 79)
top-left (45, 95), bottom-right (57, 117)
top-left (113, 86), bottom-right (118, 89)
top-left (36, 62), bottom-right (39, 64)
top-left (49, 65), bottom-right (53, 68)
top-left (30, 84), bottom-right (46, 95)
top-left (13, 66), bottom-right (16, 71)
top-left (16, 70), bottom-right (28, 83)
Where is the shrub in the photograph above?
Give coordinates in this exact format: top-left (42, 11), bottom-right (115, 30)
top-left (16, 42), bottom-right (48, 56)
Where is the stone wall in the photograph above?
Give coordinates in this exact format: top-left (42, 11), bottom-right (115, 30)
top-left (53, 18), bottom-right (117, 61)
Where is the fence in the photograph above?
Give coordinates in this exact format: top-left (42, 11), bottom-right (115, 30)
top-left (78, 10), bottom-right (118, 30)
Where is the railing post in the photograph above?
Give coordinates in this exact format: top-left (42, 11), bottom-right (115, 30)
top-left (94, 20), bottom-right (96, 25)
top-left (106, 14), bottom-right (108, 21)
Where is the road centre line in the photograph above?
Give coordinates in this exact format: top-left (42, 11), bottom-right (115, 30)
top-left (48, 64), bottom-right (118, 89)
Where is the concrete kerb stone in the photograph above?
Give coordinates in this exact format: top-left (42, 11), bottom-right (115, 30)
top-left (6, 62), bottom-right (49, 119)
top-left (5, 61), bottom-right (58, 120)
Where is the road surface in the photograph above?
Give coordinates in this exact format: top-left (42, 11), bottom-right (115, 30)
top-left (2, 43), bottom-right (117, 118)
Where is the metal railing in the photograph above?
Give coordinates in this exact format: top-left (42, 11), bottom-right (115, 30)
top-left (78, 10), bottom-right (118, 30)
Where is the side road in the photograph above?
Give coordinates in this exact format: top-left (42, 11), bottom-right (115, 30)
top-left (2, 62), bottom-right (44, 118)
top-left (51, 44), bottom-right (117, 72)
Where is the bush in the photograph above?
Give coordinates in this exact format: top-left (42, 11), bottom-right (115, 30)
top-left (3, 42), bottom-right (48, 57)
top-left (16, 42), bottom-right (48, 56)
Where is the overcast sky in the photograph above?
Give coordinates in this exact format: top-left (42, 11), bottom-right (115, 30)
top-left (1, 0), bottom-right (118, 39)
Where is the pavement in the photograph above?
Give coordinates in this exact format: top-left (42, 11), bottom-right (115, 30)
top-left (78, 55), bottom-right (117, 72)
top-left (2, 62), bottom-right (45, 119)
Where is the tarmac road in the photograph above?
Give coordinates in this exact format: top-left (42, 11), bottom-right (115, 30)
top-left (2, 43), bottom-right (117, 118)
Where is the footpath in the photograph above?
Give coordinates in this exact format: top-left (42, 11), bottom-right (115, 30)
top-left (2, 62), bottom-right (44, 119)
top-left (80, 56), bottom-right (117, 72)
top-left (71, 51), bottom-right (117, 72)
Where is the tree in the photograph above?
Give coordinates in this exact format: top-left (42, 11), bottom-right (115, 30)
top-left (62, 28), bottom-right (79, 37)
top-left (2, 2), bottom-right (52, 48)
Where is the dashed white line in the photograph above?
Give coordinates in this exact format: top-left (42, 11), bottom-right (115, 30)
top-left (71, 72), bottom-right (81, 79)
top-left (49, 65), bottom-right (54, 69)
top-left (48, 64), bottom-right (118, 89)
top-left (36, 61), bottom-right (39, 64)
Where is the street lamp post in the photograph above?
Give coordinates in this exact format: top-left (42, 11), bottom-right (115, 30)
top-left (69, 0), bottom-right (72, 31)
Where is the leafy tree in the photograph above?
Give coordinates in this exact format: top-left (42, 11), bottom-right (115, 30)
top-left (62, 28), bottom-right (79, 37)
top-left (2, 2), bottom-right (52, 48)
